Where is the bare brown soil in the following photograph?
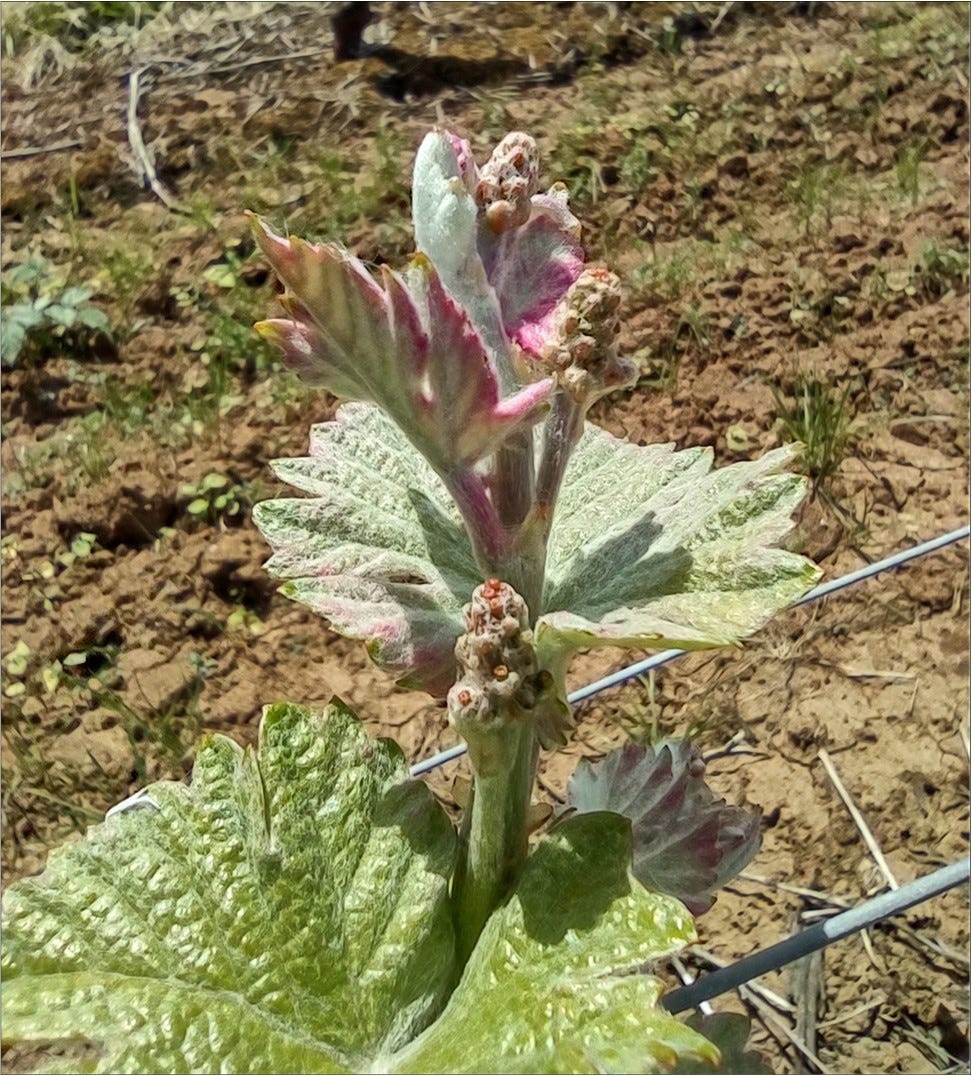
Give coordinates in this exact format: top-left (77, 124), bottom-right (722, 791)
top-left (2, 3), bottom-right (969, 1073)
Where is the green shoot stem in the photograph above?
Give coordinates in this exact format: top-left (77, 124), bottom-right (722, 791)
top-left (453, 720), bottom-right (538, 965)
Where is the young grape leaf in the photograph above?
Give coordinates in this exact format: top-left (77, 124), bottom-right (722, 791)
top-left (477, 186), bottom-right (584, 358)
top-left (251, 216), bottom-right (552, 475)
top-left (412, 129), bottom-right (584, 374)
top-left (387, 812), bottom-right (720, 1074)
top-left (566, 740), bottom-right (761, 915)
top-left (411, 129), bottom-right (500, 359)
top-left (2, 701), bottom-right (457, 1074)
top-left (4, 708), bottom-right (721, 1075)
top-left (253, 404), bottom-right (480, 694)
top-left (536, 423), bottom-right (821, 678)
top-left (257, 408), bottom-right (817, 698)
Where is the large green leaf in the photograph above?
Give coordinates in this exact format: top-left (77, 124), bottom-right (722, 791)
top-left (2, 701), bottom-right (457, 1074)
top-left (536, 424), bottom-right (820, 670)
top-left (388, 813), bottom-right (719, 1074)
top-left (3, 705), bottom-right (719, 1075)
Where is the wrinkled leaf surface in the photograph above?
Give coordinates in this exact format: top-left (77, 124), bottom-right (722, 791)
top-left (256, 407), bottom-right (817, 695)
top-left (537, 423), bottom-right (820, 671)
top-left (253, 404), bottom-right (479, 694)
top-left (2, 701), bottom-right (457, 1074)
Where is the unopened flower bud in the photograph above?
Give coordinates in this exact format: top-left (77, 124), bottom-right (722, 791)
top-left (447, 580), bottom-right (573, 747)
top-left (540, 267), bottom-right (637, 405)
top-left (447, 680), bottom-right (489, 727)
top-left (448, 579), bottom-right (535, 732)
top-left (465, 578), bottom-right (530, 641)
top-left (476, 132), bottom-right (540, 233)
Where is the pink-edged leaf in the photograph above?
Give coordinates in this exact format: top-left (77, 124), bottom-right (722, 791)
top-left (402, 257), bottom-right (555, 465)
top-left (445, 130), bottom-right (479, 193)
top-left (412, 129), bottom-right (512, 371)
top-left (566, 740), bottom-right (761, 915)
top-left (251, 217), bottom-right (552, 472)
top-left (478, 187), bottom-right (584, 356)
top-left (412, 130), bottom-right (586, 374)
top-left (252, 404), bottom-right (482, 696)
top-left (283, 574), bottom-right (465, 697)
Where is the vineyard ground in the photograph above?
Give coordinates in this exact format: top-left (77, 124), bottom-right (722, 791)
top-left (1, 3), bottom-right (969, 1072)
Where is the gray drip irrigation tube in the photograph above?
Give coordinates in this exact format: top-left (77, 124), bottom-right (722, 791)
top-left (662, 858), bottom-right (971, 1013)
top-left (409, 524), bottom-right (971, 777)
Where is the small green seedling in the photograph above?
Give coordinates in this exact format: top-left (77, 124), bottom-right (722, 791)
top-left (57, 532), bottom-right (98, 570)
top-left (1, 255), bottom-right (112, 366)
top-left (179, 472), bottom-right (245, 524)
top-left (225, 606), bottom-right (265, 636)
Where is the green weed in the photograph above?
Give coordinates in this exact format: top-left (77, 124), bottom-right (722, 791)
top-left (1, 633), bottom-right (205, 860)
top-left (657, 16), bottom-right (683, 56)
top-left (4, 411), bottom-right (118, 498)
top-left (630, 249), bottom-right (696, 302)
top-left (471, 89), bottom-right (516, 145)
top-left (614, 674), bottom-right (664, 746)
top-left (788, 285), bottom-right (853, 344)
top-left (576, 72), bottom-right (625, 116)
top-left (60, 644), bottom-right (205, 783)
top-left (236, 127), bottom-right (410, 254)
top-left (786, 158), bottom-right (849, 235)
top-left (63, 412), bottom-right (117, 485)
top-left (862, 266), bottom-right (892, 309)
top-left (225, 605), bottom-right (266, 637)
top-left (895, 139), bottom-right (932, 205)
top-left (1, 255), bottom-right (112, 366)
top-left (671, 304), bottom-right (711, 350)
top-left (158, 247), bottom-right (279, 435)
top-left (635, 304), bottom-right (710, 393)
top-left (914, 239), bottom-right (970, 299)
top-left (865, 4), bottom-right (969, 77)
top-left (772, 375), bottom-right (855, 493)
top-left (93, 677), bottom-right (204, 784)
top-left (628, 230), bottom-right (754, 304)
top-left (611, 671), bottom-right (713, 748)
top-left (618, 135), bottom-right (656, 193)
top-left (2, 2), bottom-right (165, 55)
top-left (99, 377), bottom-right (156, 433)
top-left (185, 193), bottom-right (221, 233)
top-left (548, 122), bottom-right (608, 206)
top-left (179, 472), bottom-right (247, 526)
top-left (99, 246), bottom-right (155, 330)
